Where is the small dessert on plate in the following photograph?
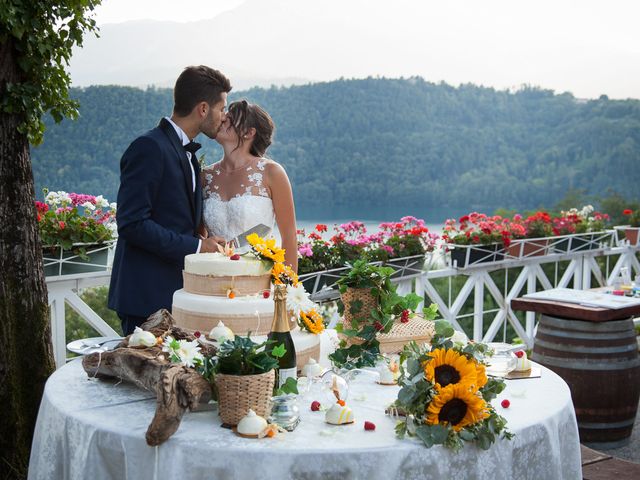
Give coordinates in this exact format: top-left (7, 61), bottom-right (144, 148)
top-left (513, 350), bottom-right (532, 373)
top-left (301, 358), bottom-right (324, 378)
top-left (325, 402), bottom-right (354, 425)
top-left (325, 376), bottom-right (354, 425)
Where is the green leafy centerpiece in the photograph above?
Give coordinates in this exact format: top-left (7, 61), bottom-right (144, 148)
top-left (392, 321), bottom-right (513, 451)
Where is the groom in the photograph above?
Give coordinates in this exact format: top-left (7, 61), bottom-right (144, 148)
top-left (109, 66), bottom-right (231, 335)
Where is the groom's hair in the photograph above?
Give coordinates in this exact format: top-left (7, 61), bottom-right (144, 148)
top-left (173, 66), bottom-right (232, 117)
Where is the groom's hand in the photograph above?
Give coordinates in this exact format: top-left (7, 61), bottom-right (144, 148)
top-left (200, 236), bottom-right (226, 253)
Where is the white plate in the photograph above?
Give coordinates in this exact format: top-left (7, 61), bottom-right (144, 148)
top-left (67, 336), bottom-right (123, 355)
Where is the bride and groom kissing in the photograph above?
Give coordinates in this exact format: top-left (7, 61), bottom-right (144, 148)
top-left (108, 65), bottom-right (298, 335)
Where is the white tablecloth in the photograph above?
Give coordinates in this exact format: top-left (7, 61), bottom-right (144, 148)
top-left (29, 359), bottom-right (581, 480)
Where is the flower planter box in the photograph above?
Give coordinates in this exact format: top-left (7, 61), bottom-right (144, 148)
top-left (552, 232), bottom-right (611, 254)
top-left (382, 254), bottom-right (426, 281)
top-left (299, 265), bottom-right (350, 302)
top-left (624, 228), bottom-right (639, 247)
top-left (449, 244), bottom-right (504, 269)
top-left (42, 241), bottom-right (115, 277)
top-left (505, 239), bottom-right (549, 258)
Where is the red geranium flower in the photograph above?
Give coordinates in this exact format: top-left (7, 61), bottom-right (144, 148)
top-left (623, 209), bottom-right (633, 215)
top-left (315, 224), bottom-right (328, 233)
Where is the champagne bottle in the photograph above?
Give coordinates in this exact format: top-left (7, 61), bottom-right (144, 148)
top-left (267, 284), bottom-right (296, 388)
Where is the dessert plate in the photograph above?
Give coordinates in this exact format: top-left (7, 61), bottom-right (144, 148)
top-left (67, 336), bottom-right (123, 355)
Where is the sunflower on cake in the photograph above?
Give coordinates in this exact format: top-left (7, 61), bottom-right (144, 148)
top-left (171, 234), bottom-right (323, 369)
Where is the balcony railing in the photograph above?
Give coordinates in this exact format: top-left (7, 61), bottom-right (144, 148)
top-left (46, 231), bottom-right (640, 368)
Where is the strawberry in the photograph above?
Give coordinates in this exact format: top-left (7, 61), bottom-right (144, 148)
top-left (230, 254), bottom-right (240, 261)
top-left (514, 350), bottom-right (524, 358)
top-left (364, 421), bottom-right (376, 431)
top-left (193, 330), bottom-right (201, 338)
top-left (373, 321), bottom-right (384, 332)
top-left (501, 399), bottom-right (510, 408)
top-left (310, 401), bottom-right (321, 411)
top-left (263, 290), bottom-right (270, 299)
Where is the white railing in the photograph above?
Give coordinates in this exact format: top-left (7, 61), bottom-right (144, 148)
top-left (46, 232), bottom-right (640, 368)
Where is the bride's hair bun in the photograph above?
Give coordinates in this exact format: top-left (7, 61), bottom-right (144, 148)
top-left (228, 100), bottom-right (274, 157)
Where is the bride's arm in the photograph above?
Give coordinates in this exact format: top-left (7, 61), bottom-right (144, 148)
top-left (266, 162), bottom-right (298, 272)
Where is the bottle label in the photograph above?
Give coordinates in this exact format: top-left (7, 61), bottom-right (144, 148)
top-left (278, 367), bottom-right (297, 388)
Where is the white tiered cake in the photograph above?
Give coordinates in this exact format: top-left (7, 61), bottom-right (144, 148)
top-left (172, 252), bottom-right (320, 368)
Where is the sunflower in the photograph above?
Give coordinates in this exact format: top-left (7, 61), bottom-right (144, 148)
top-left (271, 262), bottom-right (299, 286)
top-left (423, 348), bottom-right (479, 391)
top-left (426, 384), bottom-right (489, 431)
top-left (299, 309), bottom-right (325, 334)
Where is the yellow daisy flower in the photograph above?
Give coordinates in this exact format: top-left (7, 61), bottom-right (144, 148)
top-left (426, 384), bottom-right (489, 431)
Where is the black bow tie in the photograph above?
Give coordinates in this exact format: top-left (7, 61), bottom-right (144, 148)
top-left (184, 141), bottom-right (201, 155)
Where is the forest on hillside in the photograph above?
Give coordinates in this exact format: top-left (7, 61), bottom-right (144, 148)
top-left (31, 78), bottom-right (640, 219)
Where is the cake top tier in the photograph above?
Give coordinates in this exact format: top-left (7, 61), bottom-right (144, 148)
top-left (184, 253), bottom-right (271, 277)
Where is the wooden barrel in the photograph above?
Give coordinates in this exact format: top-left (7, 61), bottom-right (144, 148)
top-left (532, 314), bottom-right (640, 447)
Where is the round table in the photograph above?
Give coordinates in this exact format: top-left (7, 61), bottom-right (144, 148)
top-left (28, 360), bottom-right (581, 480)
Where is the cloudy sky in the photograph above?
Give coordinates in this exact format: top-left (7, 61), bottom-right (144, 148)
top-left (85, 0), bottom-right (640, 99)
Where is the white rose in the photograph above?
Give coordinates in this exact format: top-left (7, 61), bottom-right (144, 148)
top-left (450, 330), bottom-right (469, 345)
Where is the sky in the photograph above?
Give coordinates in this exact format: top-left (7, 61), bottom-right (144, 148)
top-left (86, 0), bottom-right (640, 99)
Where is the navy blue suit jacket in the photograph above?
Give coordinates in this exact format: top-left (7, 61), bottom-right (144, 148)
top-left (108, 118), bottom-right (203, 317)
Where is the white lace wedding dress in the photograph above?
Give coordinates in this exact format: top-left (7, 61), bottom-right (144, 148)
top-left (202, 158), bottom-right (276, 243)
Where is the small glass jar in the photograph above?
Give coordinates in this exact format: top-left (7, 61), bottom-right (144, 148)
top-left (268, 394), bottom-right (300, 431)
top-left (485, 343), bottom-right (517, 377)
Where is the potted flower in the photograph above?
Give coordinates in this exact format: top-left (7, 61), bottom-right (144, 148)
top-left (370, 216), bottom-right (438, 276)
top-left (36, 189), bottom-right (117, 276)
top-left (621, 209), bottom-right (640, 246)
top-left (553, 206), bottom-right (610, 252)
top-left (506, 212), bottom-right (552, 257)
top-left (329, 259), bottom-right (429, 369)
top-left (442, 213), bottom-right (508, 267)
top-left (211, 336), bottom-right (280, 426)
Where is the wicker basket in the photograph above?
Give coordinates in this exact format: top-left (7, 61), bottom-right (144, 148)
top-left (214, 369), bottom-right (275, 426)
top-left (341, 287), bottom-right (378, 328)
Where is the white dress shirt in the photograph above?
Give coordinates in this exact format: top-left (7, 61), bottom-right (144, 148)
top-left (164, 116), bottom-right (201, 254)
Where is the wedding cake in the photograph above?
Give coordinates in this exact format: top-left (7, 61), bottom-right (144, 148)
top-left (172, 252), bottom-right (320, 367)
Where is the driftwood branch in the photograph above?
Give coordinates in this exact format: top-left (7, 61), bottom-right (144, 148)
top-left (81, 309), bottom-right (215, 446)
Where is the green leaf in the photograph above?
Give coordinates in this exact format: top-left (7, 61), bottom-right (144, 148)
top-left (271, 343), bottom-right (286, 358)
top-left (274, 377), bottom-right (299, 396)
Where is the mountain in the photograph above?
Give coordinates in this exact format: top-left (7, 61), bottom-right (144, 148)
top-left (30, 78), bottom-right (640, 220)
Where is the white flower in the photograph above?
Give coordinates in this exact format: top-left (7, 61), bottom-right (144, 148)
top-left (286, 284), bottom-right (314, 315)
top-left (45, 191), bottom-right (60, 206)
top-left (176, 339), bottom-right (204, 368)
top-left (81, 201), bottom-right (96, 211)
top-left (109, 202), bottom-right (117, 211)
top-left (450, 330), bottom-right (469, 346)
top-left (57, 191), bottom-right (71, 206)
top-left (95, 195), bottom-right (110, 208)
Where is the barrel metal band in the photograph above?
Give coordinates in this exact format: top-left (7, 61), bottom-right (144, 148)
top-left (531, 353), bottom-right (640, 370)
top-left (534, 337), bottom-right (639, 354)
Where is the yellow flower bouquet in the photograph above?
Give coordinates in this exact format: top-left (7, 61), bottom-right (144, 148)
top-left (393, 321), bottom-right (513, 451)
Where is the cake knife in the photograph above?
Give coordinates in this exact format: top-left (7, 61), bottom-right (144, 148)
top-left (230, 223), bottom-right (272, 250)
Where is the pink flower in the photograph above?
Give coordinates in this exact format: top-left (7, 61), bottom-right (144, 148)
top-left (298, 244), bottom-right (313, 257)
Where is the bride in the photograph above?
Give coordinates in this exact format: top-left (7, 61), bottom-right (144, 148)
top-left (200, 100), bottom-right (298, 271)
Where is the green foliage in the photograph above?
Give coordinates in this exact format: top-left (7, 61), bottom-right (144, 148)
top-left (29, 80), bottom-right (640, 216)
top-left (215, 336), bottom-right (279, 375)
top-left (0, 0), bottom-right (102, 144)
